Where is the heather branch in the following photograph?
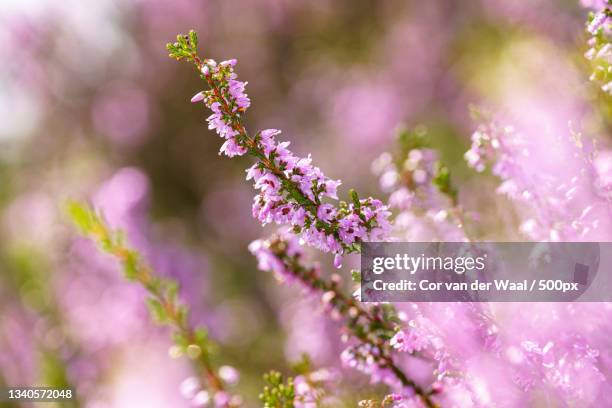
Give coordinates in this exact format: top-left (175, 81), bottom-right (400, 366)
top-left (67, 202), bottom-right (237, 406)
top-left (170, 37), bottom-right (325, 229)
top-left (250, 232), bottom-right (439, 408)
top-left (167, 31), bottom-right (391, 267)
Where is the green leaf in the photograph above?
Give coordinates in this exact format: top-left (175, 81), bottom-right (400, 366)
top-left (146, 298), bottom-right (167, 323)
top-left (66, 201), bottom-right (94, 233)
top-left (177, 34), bottom-right (188, 49)
top-left (432, 161), bottom-right (458, 204)
top-left (397, 125), bottom-right (428, 157)
top-left (194, 327), bottom-right (208, 343)
top-left (122, 249), bottom-right (139, 281)
top-left (260, 371), bottom-right (295, 408)
top-left (172, 332), bottom-right (189, 348)
top-left (290, 354), bottom-right (311, 375)
top-left (166, 281), bottom-right (179, 303)
top-left (349, 188), bottom-right (360, 209)
top-left (188, 30), bottom-right (198, 51)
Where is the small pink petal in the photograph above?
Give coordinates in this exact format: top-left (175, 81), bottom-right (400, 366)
top-left (334, 254), bottom-right (343, 268)
top-left (191, 92), bottom-right (205, 103)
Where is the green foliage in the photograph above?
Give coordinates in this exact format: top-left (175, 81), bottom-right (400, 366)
top-left (166, 29), bottom-right (199, 61)
top-left (39, 351), bottom-right (80, 408)
top-left (396, 125), bottom-right (428, 161)
top-left (259, 371), bottom-right (295, 408)
top-left (349, 188), bottom-right (361, 209)
top-left (432, 162), bottom-right (458, 205)
top-left (290, 354), bottom-right (312, 375)
top-left (392, 126), bottom-right (460, 205)
top-left (66, 200), bottom-right (226, 394)
top-left (67, 201), bottom-right (97, 233)
top-left (146, 297), bottom-right (168, 323)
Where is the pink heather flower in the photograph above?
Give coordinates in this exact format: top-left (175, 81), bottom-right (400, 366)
top-left (213, 391), bottom-right (230, 407)
top-left (248, 231), bottom-right (325, 290)
top-left (218, 365), bottom-right (240, 386)
top-left (374, 147), bottom-right (451, 217)
top-left (333, 254), bottom-right (343, 268)
top-left (198, 61), bottom-right (249, 156)
top-left (191, 92), bottom-right (205, 103)
top-left (254, 173), bottom-right (282, 197)
top-left (291, 207), bottom-right (307, 227)
top-left (248, 239), bottom-right (290, 281)
top-left (180, 377), bottom-right (200, 399)
top-left (191, 57), bottom-right (391, 267)
top-left (259, 129), bottom-right (281, 156)
top-left (465, 115), bottom-right (612, 240)
top-left (192, 390), bottom-right (210, 407)
top-left (246, 126), bottom-right (389, 260)
top-left (323, 179), bottom-right (341, 199)
top-left (294, 375), bottom-right (318, 408)
top-left (220, 59), bottom-right (237, 67)
top-left (219, 138), bottom-right (247, 157)
top-left (316, 204), bottom-right (336, 222)
top-left (338, 214), bottom-right (366, 245)
top-left (228, 79), bottom-right (250, 109)
top-left (340, 344), bottom-right (402, 389)
top-left (388, 393), bottom-right (403, 402)
top-left (588, 10), bottom-right (609, 34)
top-left (390, 328), bottom-right (429, 354)
top-left (388, 188), bottom-right (415, 210)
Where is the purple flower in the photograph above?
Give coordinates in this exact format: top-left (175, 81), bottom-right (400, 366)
top-left (219, 138), bottom-right (247, 157)
top-left (227, 79), bottom-right (250, 110)
top-left (316, 204), bottom-right (336, 222)
top-left (188, 53), bottom-right (392, 268)
top-left (259, 129), bottom-right (281, 156)
top-left (191, 92), bottom-right (205, 103)
top-left (588, 10), bottom-right (609, 34)
top-left (218, 365), bottom-right (240, 386)
top-left (248, 238), bottom-right (293, 282)
top-left (338, 214), bottom-right (366, 245)
top-left (390, 328), bottom-right (429, 354)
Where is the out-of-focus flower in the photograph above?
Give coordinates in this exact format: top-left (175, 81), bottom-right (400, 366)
top-left (374, 127), bottom-right (468, 242)
top-left (465, 112), bottom-right (612, 241)
top-left (583, 2), bottom-right (612, 95)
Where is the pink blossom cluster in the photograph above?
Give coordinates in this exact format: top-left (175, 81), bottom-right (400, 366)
top-left (249, 230), bottom-right (439, 407)
top-left (340, 344), bottom-right (407, 390)
top-left (588, 8), bottom-right (610, 34)
top-left (464, 116), bottom-right (612, 240)
top-left (293, 368), bottom-right (339, 407)
top-left (373, 147), bottom-right (467, 242)
top-left (247, 128), bottom-right (391, 266)
top-left (191, 58), bottom-right (391, 267)
top-left (190, 58), bottom-right (250, 157)
top-left (583, 1), bottom-right (612, 94)
top-left (372, 149), bottom-right (442, 211)
top-left (180, 370), bottom-right (241, 408)
top-left (248, 229), bottom-right (311, 286)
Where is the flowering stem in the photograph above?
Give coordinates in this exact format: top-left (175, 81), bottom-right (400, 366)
top-left (252, 233), bottom-right (439, 408)
top-left (167, 32), bottom-right (391, 267)
top-left (67, 202), bottom-right (235, 405)
top-left (192, 52), bottom-right (320, 212)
